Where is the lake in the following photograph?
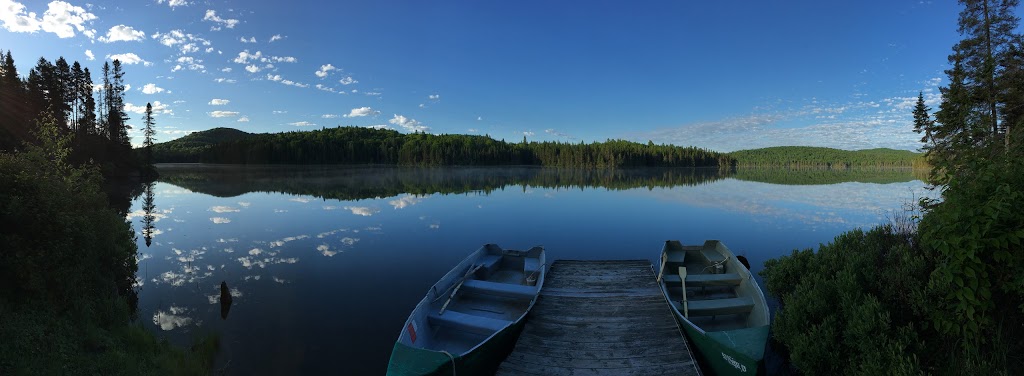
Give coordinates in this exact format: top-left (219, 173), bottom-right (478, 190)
top-left (127, 165), bottom-right (934, 375)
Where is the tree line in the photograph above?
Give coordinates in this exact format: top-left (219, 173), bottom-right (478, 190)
top-left (763, 1), bottom-right (1024, 374)
top-left (0, 49), bottom-right (153, 176)
top-left (729, 146), bottom-right (926, 168)
top-left (160, 126), bottom-right (736, 168)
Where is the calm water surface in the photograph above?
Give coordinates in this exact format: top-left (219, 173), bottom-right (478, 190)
top-left (127, 165), bottom-right (934, 375)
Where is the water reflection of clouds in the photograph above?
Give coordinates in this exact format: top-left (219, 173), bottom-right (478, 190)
top-left (210, 217), bottom-right (232, 224)
top-left (289, 197), bottom-right (312, 203)
top-left (389, 194), bottom-right (425, 209)
top-left (641, 180), bottom-right (937, 229)
top-left (209, 205), bottom-right (241, 213)
top-left (126, 208), bottom-right (172, 222)
top-left (153, 305), bottom-right (195, 330)
top-left (238, 202), bottom-right (251, 207)
top-left (344, 206), bottom-right (379, 216)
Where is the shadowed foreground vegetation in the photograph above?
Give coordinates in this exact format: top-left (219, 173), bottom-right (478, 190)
top-left (0, 117), bottom-right (217, 375)
top-left (761, 2), bottom-right (1024, 374)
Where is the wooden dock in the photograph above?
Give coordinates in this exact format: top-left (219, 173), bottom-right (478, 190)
top-left (496, 260), bottom-right (702, 376)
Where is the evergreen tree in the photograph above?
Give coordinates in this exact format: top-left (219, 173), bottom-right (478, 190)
top-left (143, 102), bottom-right (155, 165)
top-left (78, 68), bottom-right (96, 136)
top-left (70, 62), bottom-right (84, 133)
top-left (912, 92), bottom-right (935, 152)
top-left (53, 57), bottom-right (71, 129)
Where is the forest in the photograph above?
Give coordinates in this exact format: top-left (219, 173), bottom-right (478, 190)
top-left (153, 126), bottom-right (735, 168)
top-left (0, 50), bottom-right (212, 374)
top-left (0, 50), bottom-right (153, 177)
top-left (729, 146), bottom-right (926, 168)
top-left (760, 1), bottom-right (1024, 374)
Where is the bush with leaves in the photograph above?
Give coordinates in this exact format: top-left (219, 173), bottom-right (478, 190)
top-left (0, 114), bottom-right (216, 374)
top-left (761, 225), bottom-right (933, 375)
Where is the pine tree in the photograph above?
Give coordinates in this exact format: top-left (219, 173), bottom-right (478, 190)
top-left (143, 102), bottom-right (155, 165)
top-left (78, 67), bottom-right (96, 136)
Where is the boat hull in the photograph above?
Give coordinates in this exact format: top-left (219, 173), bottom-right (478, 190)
top-left (386, 315), bottom-right (528, 376)
top-left (677, 318), bottom-right (767, 376)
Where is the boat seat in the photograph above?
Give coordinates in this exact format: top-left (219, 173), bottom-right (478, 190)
top-left (428, 309), bottom-right (511, 336)
top-left (476, 254), bottom-right (502, 272)
top-left (700, 249), bottom-right (726, 264)
top-left (663, 273), bottom-right (743, 286)
top-left (687, 297), bottom-right (755, 316)
top-left (462, 279), bottom-right (536, 300)
top-left (524, 258), bottom-right (541, 274)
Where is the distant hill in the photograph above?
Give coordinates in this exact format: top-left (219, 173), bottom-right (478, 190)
top-left (150, 128), bottom-right (252, 162)
top-left (729, 146), bottom-right (926, 168)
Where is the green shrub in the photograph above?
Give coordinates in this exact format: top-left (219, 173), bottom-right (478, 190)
top-left (0, 114), bottom-right (217, 375)
top-left (761, 226), bottom-right (931, 375)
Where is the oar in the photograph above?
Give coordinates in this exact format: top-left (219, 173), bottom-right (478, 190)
top-left (438, 264), bottom-right (483, 315)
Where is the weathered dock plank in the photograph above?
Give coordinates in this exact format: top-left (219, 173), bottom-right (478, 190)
top-left (496, 260), bottom-right (701, 376)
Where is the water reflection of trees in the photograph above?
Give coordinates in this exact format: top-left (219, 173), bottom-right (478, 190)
top-left (142, 182), bottom-right (156, 247)
top-left (155, 165), bottom-right (729, 200)
top-left (153, 165), bottom-right (926, 200)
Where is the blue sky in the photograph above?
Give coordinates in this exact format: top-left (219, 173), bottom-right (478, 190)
top-left (1, 0), bottom-right (1009, 151)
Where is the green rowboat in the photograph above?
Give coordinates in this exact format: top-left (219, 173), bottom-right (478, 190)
top-left (657, 240), bottom-right (770, 376)
top-left (387, 244), bottom-right (546, 376)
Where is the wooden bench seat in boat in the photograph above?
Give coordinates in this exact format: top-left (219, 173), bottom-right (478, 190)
top-left (687, 296), bottom-right (755, 316)
top-left (461, 279), bottom-right (537, 300)
top-left (663, 273), bottom-right (743, 286)
top-left (476, 254), bottom-right (502, 271)
top-left (428, 309), bottom-right (511, 336)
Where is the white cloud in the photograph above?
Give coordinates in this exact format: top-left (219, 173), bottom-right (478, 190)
top-left (203, 9), bottom-right (238, 29)
top-left (151, 29), bottom-right (211, 55)
top-left (390, 114), bottom-right (429, 133)
top-left (315, 64), bottom-right (336, 78)
top-left (523, 131), bottom-right (535, 137)
top-left (174, 56), bottom-right (204, 71)
top-left (367, 124), bottom-right (391, 130)
top-left (157, 0), bottom-right (188, 8)
top-left (245, 64), bottom-right (260, 73)
top-left (141, 83), bottom-right (165, 95)
top-left (344, 107), bottom-right (379, 118)
top-left (545, 128), bottom-right (573, 139)
top-left (84, 49), bottom-right (94, 60)
top-left (214, 78), bottom-right (236, 84)
top-left (233, 50), bottom-right (262, 64)
top-left (209, 98), bottom-right (230, 105)
top-left (322, 114), bottom-right (339, 119)
top-left (208, 111), bottom-right (240, 118)
top-left (315, 84), bottom-right (338, 93)
top-left (289, 121), bottom-right (315, 127)
top-left (364, 91), bottom-right (382, 96)
top-left (125, 101), bottom-right (172, 115)
top-left (99, 25), bottom-right (145, 43)
top-left (264, 56), bottom-right (296, 63)
top-left (280, 79), bottom-right (308, 88)
top-left (221, 67), bottom-right (232, 72)
top-left (107, 53), bottom-right (152, 66)
top-left (273, 110), bottom-right (287, 114)
top-left (240, 36), bottom-right (256, 43)
top-left (269, 34), bottom-right (283, 42)
top-left (339, 76), bottom-right (357, 85)
top-left (1, 1), bottom-right (99, 39)
top-left (266, 74), bottom-right (282, 81)
top-left (428, 94), bottom-right (440, 100)
top-left (237, 116), bottom-right (249, 122)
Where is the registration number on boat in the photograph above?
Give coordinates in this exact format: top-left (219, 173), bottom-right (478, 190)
top-left (722, 353), bottom-right (748, 373)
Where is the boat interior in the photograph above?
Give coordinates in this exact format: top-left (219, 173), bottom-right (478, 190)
top-left (407, 245), bottom-right (545, 354)
top-left (659, 240), bottom-right (769, 332)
